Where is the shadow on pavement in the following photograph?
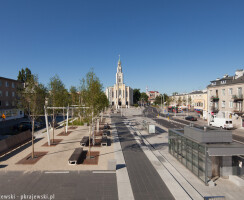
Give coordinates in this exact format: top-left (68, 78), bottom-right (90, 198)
top-left (0, 138), bottom-right (43, 162)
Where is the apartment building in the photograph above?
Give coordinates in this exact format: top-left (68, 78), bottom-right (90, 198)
top-left (146, 90), bottom-right (160, 104)
top-left (207, 70), bottom-right (244, 128)
top-left (0, 77), bottom-right (24, 121)
top-left (169, 90), bottom-right (208, 119)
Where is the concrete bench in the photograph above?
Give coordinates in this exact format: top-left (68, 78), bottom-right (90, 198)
top-left (68, 148), bottom-right (83, 165)
top-left (101, 136), bottom-right (107, 146)
top-left (80, 136), bottom-right (89, 147)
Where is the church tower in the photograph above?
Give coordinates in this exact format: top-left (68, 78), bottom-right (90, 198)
top-left (116, 56), bottom-right (123, 85)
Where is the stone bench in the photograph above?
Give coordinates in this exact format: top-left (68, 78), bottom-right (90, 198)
top-left (101, 136), bottom-right (107, 146)
top-left (80, 136), bottom-right (89, 147)
top-left (68, 148), bottom-right (83, 165)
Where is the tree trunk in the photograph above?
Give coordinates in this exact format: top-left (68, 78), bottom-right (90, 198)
top-left (52, 109), bottom-right (55, 144)
top-left (72, 109), bottom-right (74, 128)
top-left (31, 117), bottom-right (35, 159)
top-left (88, 125), bottom-right (91, 158)
top-left (63, 108), bottom-right (65, 134)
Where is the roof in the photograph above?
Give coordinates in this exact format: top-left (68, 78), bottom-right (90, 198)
top-left (208, 74), bottom-right (244, 88)
top-left (0, 77), bottom-right (21, 83)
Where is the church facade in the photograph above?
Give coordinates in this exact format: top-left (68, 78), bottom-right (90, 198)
top-left (106, 58), bottom-right (133, 108)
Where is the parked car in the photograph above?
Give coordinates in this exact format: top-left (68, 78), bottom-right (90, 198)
top-left (185, 116), bottom-right (197, 121)
top-left (13, 121), bottom-right (41, 131)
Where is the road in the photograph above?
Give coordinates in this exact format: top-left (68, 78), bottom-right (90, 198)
top-left (112, 114), bottom-right (174, 200)
top-left (0, 171), bottom-right (118, 200)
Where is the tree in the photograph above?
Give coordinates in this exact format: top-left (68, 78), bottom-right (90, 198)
top-left (133, 89), bottom-right (141, 104)
top-left (80, 70), bottom-right (107, 117)
top-left (154, 96), bottom-right (161, 105)
top-left (140, 92), bottom-right (149, 103)
top-left (188, 96), bottom-right (192, 107)
top-left (18, 75), bottom-right (47, 158)
top-left (79, 69), bottom-right (108, 158)
top-left (177, 97), bottom-right (182, 106)
top-left (48, 75), bottom-right (69, 142)
top-left (17, 68), bottom-right (32, 83)
top-left (182, 96), bottom-right (186, 106)
top-left (172, 92), bottom-right (179, 96)
top-left (70, 86), bottom-right (79, 106)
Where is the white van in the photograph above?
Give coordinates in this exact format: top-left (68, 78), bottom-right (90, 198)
top-left (209, 118), bottom-right (233, 129)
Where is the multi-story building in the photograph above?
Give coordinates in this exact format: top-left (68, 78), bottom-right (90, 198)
top-left (207, 69), bottom-right (244, 128)
top-left (146, 88), bottom-right (160, 104)
top-left (169, 90), bottom-right (208, 119)
top-left (106, 58), bottom-right (133, 108)
top-left (0, 77), bottom-right (24, 121)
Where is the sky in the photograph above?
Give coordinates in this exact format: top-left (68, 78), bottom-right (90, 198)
top-left (1, 0), bottom-right (244, 95)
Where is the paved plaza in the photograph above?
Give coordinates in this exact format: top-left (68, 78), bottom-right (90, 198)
top-left (1, 107), bottom-right (244, 200)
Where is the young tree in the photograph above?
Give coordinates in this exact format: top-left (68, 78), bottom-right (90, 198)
top-left (48, 75), bottom-right (69, 141)
top-left (18, 75), bottom-right (47, 158)
top-left (80, 70), bottom-right (108, 158)
top-left (182, 96), bottom-right (186, 106)
top-left (177, 97), bottom-right (182, 106)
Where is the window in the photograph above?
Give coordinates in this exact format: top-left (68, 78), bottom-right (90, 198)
top-left (12, 82), bottom-right (15, 88)
top-left (222, 89), bottom-right (225, 96)
top-left (221, 80), bottom-right (226, 84)
top-left (222, 101), bottom-right (225, 108)
top-left (12, 92), bottom-right (15, 97)
top-left (0, 80), bottom-right (2, 86)
top-left (229, 88), bottom-right (233, 95)
top-left (0, 90), bottom-right (2, 96)
top-left (229, 101), bottom-right (233, 108)
top-left (6, 101), bottom-right (9, 106)
top-left (238, 87), bottom-right (242, 96)
top-left (5, 81), bottom-right (9, 87)
top-left (6, 91), bottom-right (8, 97)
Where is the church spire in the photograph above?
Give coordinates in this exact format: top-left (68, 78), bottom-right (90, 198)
top-left (118, 54), bottom-right (121, 65)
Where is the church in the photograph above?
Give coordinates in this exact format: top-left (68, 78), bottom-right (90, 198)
top-left (106, 57), bottom-right (133, 108)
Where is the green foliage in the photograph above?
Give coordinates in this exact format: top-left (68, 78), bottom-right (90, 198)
top-left (177, 97), bottom-right (182, 106)
top-left (133, 89), bottom-right (141, 104)
top-left (18, 75), bottom-right (47, 118)
top-left (140, 92), bottom-right (149, 102)
top-left (134, 104), bottom-right (139, 107)
top-left (17, 68), bottom-right (32, 83)
top-left (68, 119), bottom-right (84, 126)
top-left (70, 86), bottom-right (79, 106)
top-left (79, 70), bottom-right (109, 121)
top-left (48, 75), bottom-right (69, 107)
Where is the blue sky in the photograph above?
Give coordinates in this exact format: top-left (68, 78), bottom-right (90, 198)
top-left (1, 0), bottom-right (244, 95)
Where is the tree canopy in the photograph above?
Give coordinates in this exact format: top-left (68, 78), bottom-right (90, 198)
top-left (133, 89), bottom-right (141, 104)
top-left (17, 68), bottom-right (32, 83)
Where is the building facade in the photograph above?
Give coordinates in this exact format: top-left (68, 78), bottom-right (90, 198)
top-left (0, 77), bottom-right (24, 121)
top-left (106, 58), bottom-right (133, 108)
top-left (207, 69), bottom-right (244, 128)
top-left (146, 89), bottom-right (160, 104)
top-left (169, 90), bottom-right (208, 119)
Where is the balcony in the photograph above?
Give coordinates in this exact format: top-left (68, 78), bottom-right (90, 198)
top-left (211, 96), bottom-right (219, 102)
top-left (232, 94), bottom-right (243, 102)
